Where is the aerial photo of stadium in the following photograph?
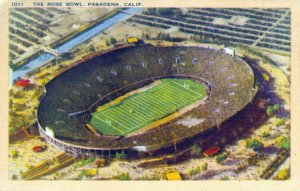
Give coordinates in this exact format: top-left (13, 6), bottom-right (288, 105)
top-left (8, 7), bottom-right (290, 181)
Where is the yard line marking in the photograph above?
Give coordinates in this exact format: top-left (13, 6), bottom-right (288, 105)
top-left (117, 107), bottom-right (144, 123)
top-left (105, 107), bottom-right (141, 125)
top-left (154, 90), bottom-right (185, 106)
top-left (94, 115), bottom-right (125, 134)
top-left (123, 98), bottom-right (156, 118)
top-left (138, 93), bottom-right (172, 113)
top-left (141, 92), bottom-right (172, 108)
top-left (121, 103), bottom-right (153, 120)
top-left (100, 113), bottom-right (132, 131)
top-left (130, 96), bottom-right (167, 116)
top-left (97, 110), bottom-right (138, 127)
top-left (164, 83), bottom-right (199, 100)
top-left (162, 83), bottom-right (196, 100)
top-left (143, 93), bottom-right (175, 111)
top-left (107, 111), bottom-right (140, 127)
top-left (170, 81), bottom-right (203, 96)
top-left (151, 85), bottom-right (184, 104)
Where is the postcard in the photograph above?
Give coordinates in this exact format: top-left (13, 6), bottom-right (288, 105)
top-left (0, 0), bottom-right (299, 190)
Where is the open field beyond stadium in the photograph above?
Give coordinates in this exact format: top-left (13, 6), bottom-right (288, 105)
top-left (90, 78), bottom-right (207, 136)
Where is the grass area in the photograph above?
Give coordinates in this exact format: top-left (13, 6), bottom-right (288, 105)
top-left (90, 78), bottom-right (207, 136)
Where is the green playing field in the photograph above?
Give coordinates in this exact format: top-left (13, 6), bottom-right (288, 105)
top-left (90, 78), bottom-right (207, 136)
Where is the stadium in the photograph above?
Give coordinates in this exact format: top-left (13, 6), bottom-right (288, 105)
top-left (37, 44), bottom-right (257, 156)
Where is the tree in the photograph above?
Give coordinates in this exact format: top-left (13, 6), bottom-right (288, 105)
top-left (147, 8), bottom-right (157, 15)
top-left (246, 139), bottom-right (264, 151)
top-left (87, 45), bottom-right (96, 53)
top-left (119, 172), bottom-right (130, 180)
top-left (266, 105), bottom-right (273, 116)
top-left (105, 39), bottom-right (110, 46)
top-left (157, 8), bottom-right (174, 16)
top-left (11, 174), bottom-right (18, 180)
top-left (273, 104), bottom-right (280, 111)
top-left (114, 150), bottom-right (127, 161)
top-left (190, 144), bottom-right (202, 157)
top-left (201, 163), bottom-right (208, 171)
top-left (110, 37), bottom-right (117, 44)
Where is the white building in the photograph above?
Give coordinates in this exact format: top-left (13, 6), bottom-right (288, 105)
top-left (224, 47), bottom-right (235, 57)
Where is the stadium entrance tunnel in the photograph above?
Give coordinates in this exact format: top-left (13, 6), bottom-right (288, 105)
top-left (84, 76), bottom-right (209, 137)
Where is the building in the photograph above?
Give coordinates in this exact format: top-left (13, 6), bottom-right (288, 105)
top-left (127, 37), bottom-right (139, 44)
top-left (164, 171), bottom-right (182, 180)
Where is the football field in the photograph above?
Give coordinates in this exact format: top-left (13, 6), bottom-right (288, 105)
top-left (90, 78), bottom-right (207, 136)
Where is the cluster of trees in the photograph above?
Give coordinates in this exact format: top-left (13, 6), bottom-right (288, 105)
top-left (266, 33), bottom-right (290, 41)
top-left (219, 8), bottom-right (278, 23)
top-left (9, 43), bottom-right (25, 55)
top-left (229, 8), bottom-right (280, 23)
top-left (114, 150), bottom-right (127, 161)
top-left (266, 104), bottom-right (280, 116)
top-left (156, 32), bottom-right (172, 41)
top-left (180, 28), bottom-right (253, 45)
top-left (9, 26), bottom-right (40, 45)
top-left (145, 8), bottom-right (182, 19)
top-left (9, 51), bottom-right (17, 60)
top-left (261, 38), bottom-right (290, 46)
top-left (10, 18), bottom-right (46, 38)
top-left (15, 8), bottom-right (52, 24)
top-left (263, 8), bottom-right (287, 15)
top-left (276, 24), bottom-right (290, 30)
top-left (270, 28), bottom-right (290, 35)
top-left (185, 13), bottom-right (213, 22)
top-left (128, 18), bottom-right (169, 29)
top-left (280, 19), bottom-right (290, 25)
top-left (32, 8), bottom-right (55, 18)
top-left (233, 8), bottom-right (281, 18)
top-left (133, 10), bottom-right (263, 46)
top-left (9, 34), bottom-right (33, 48)
top-left (191, 9), bottom-right (231, 19)
top-left (73, 155), bottom-right (96, 168)
top-left (10, 11), bottom-right (48, 30)
top-left (187, 162), bottom-right (207, 178)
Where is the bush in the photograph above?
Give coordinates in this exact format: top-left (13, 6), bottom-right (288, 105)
top-left (119, 172), bottom-right (130, 180)
top-left (201, 163), bottom-right (208, 171)
top-left (246, 139), bottom-right (264, 151)
top-left (261, 130), bottom-right (270, 138)
top-left (11, 174), bottom-right (17, 180)
top-left (85, 169), bottom-right (98, 177)
top-left (275, 118), bottom-right (286, 126)
top-left (276, 137), bottom-right (290, 150)
top-left (273, 168), bottom-right (289, 180)
top-left (9, 150), bottom-right (18, 158)
top-left (221, 176), bottom-right (229, 180)
top-left (188, 167), bottom-right (201, 177)
top-left (216, 154), bottom-right (228, 164)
